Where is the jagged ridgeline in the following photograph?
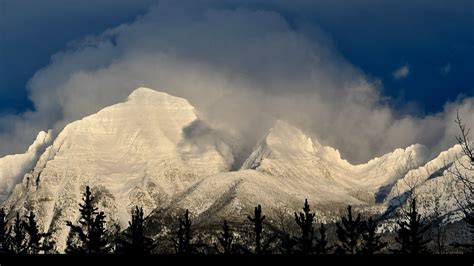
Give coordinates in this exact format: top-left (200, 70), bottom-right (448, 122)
top-left (0, 87), bottom-right (472, 254)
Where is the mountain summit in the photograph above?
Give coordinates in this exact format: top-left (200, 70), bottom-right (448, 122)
top-left (0, 87), bottom-right (466, 252)
top-left (2, 87), bottom-right (233, 250)
top-left (0, 130), bottom-right (53, 200)
top-left (243, 120), bottom-right (430, 192)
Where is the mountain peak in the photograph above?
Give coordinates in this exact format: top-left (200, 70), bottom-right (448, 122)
top-left (241, 120), bottom-right (320, 170)
top-left (128, 86), bottom-right (163, 98)
top-left (127, 87), bottom-right (194, 110)
top-left (0, 88), bottom-right (465, 252)
top-left (362, 143), bottom-right (429, 168)
top-left (0, 130), bottom-right (53, 200)
top-left (27, 130), bottom-right (54, 153)
top-left (2, 87), bottom-right (234, 251)
top-left (266, 120), bottom-right (320, 156)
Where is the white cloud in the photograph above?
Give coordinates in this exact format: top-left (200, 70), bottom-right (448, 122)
top-left (393, 64), bottom-right (410, 80)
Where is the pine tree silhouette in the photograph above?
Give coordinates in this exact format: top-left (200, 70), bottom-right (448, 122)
top-left (247, 205), bottom-right (265, 254)
top-left (315, 223), bottom-right (330, 254)
top-left (117, 206), bottom-right (155, 254)
top-left (294, 199), bottom-right (316, 254)
top-left (88, 211), bottom-right (109, 253)
top-left (213, 220), bottom-right (235, 254)
top-left (66, 186), bottom-right (111, 254)
top-left (9, 212), bottom-right (27, 254)
top-left (247, 204), bottom-right (275, 254)
top-left (336, 205), bottom-right (364, 254)
top-left (0, 208), bottom-right (9, 254)
top-left (172, 209), bottom-right (194, 254)
top-left (361, 217), bottom-right (386, 254)
top-left (395, 198), bottom-right (431, 254)
top-left (23, 211), bottom-right (54, 254)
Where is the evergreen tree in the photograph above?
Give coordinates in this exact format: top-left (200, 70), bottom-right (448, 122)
top-left (395, 198), bottom-right (431, 254)
top-left (88, 211), bottom-right (110, 253)
top-left (213, 220), bottom-right (235, 254)
top-left (0, 208), bottom-right (9, 254)
top-left (315, 223), bottom-right (330, 254)
top-left (247, 204), bottom-right (265, 254)
top-left (361, 217), bottom-right (386, 254)
top-left (66, 186), bottom-right (110, 254)
top-left (117, 206), bottom-right (155, 254)
top-left (294, 199), bottom-right (315, 254)
top-left (23, 211), bottom-right (54, 254)
top-left (335, 205), bottom-right (364, 254)
top-left (247, 204), bottom-right (275, 254)
top-left (9, 212), bottom-right (27, 254)
top-left (172, 209), bottom-right (194, 254)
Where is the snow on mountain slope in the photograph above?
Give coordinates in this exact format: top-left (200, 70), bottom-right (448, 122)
top-left (2, 87), bottom-right (234, 251)
top-left (149, 168), bottom-right (365, 226)
top-left (0, 130), bottom-right (53, 200)
top-left (144, 121), bottom-right (443, 227)
top-left (372, 144), bottom-right (474, 232)
top-left (387, 144), bottom-right (463, 201)
top-left (0, 87), bottom-right (466, 252)
top-left (385, 144), bottom-right (470, 216)
top-left (242, 120), bottom-right (430, 202)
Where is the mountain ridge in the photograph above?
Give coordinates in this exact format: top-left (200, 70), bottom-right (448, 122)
top-left (0, 87), bottom-right (467, 252)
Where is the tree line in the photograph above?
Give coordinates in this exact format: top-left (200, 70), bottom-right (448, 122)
top-left (0, 185), bottom-right (471, 255)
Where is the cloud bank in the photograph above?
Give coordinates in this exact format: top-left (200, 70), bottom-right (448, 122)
top-left (0, 0), bottom-right (473, 164)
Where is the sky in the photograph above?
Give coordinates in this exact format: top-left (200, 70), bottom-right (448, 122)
top-left (0, 0), bottom-right (154, 113)
top-left (0, 0), bottom-right (473, 163)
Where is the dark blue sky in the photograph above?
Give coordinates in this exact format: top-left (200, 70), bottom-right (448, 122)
top-left (241, 0), bottom-right (474, 115)
top-left (1, 0), bottom-right (473, 116)
top-left (0, 0), bottom-right (153, 114)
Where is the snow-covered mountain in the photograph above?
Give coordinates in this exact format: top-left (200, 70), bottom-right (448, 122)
top-left (0, 87), bottom-right (469, 252)
top-left (1, 87), bottom-right (233, 250)
top-left (385, 144), bottom-right (467, 218)
top-left (0, 130), bottom-right (53, 200)
top-left (241, 120), bottom-right (430, 200)
top-left (148, 119), bottom-right (451, 225)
